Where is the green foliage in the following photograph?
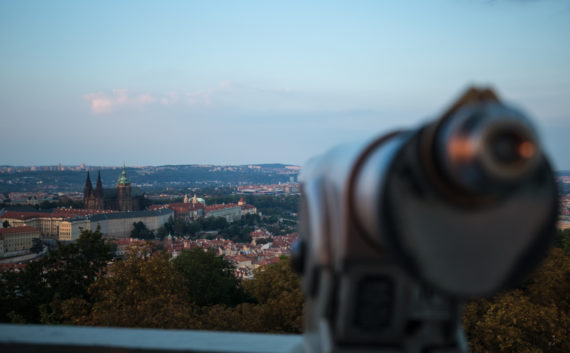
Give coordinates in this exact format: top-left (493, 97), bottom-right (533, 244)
top-left (157, 216), bottom-right (229, 238)
top-left (0, 230), bottom-right (303, 333)
top-left (156, 215), bottom-right (256, 242)
top-left (245, 195), bottom-right (299, 217)
top-left (198, 257), bottom-right (303, 333)
top-left (0, 228), bottom-right (114, 323)
top-left (200, 216), bottom-right (229, 231)
top-left (61, 243), bottom-right (195, 328)
top-left (46, 244), bottom-right (301, 333)
top-left (463, 247), bottom-right (570, 353)
top-left (244, 257), bottom-right (303, 333)
top-left (172, 248), bottom-right (250, 307)
top-left (35, 199), bottom-right (83, 209)
top-left (30, 238), bottom-right (43, 253)
top-left (130, 221), bottom-right (155, 240)
top-left (155, 216), bottom-right (182, 239)
top-left (553, 228), bottom-right (570, 253)
top-left (219, 223), bottom-right (253, 243)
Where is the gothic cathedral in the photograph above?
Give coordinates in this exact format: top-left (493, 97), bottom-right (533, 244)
top-left (83, 165), bottom-right (142, 211)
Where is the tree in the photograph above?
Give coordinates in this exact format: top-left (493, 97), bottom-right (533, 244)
top-left (61, 243), bottom-right (195, 328)
top-left (173, 218), bottom-right (188, 236)
top-left (162, 216), bottom-right (175, 235)
top-left (156, 226), bottom-right (168, 240)
top-left (172, 248), bottom-right (250, 307)
top-left (219, 223), bottom-right (253, 243)
top-left (131, 221), bottom-right (154, 240)
top-left (463, 247), bottom-right (570, 353)
top-left (0, 227), bottom-right (114, 324)
top-left (195, 257), bottom-right (303, 334)
top-left (196, 302), bottom-right (265, 332)
top-left (553, 228), bottom-right (570, 254)
top-left (38, 200), bottom-right (58, 209)
top-left (30, 238), bottom-right (43, 253)
top-left (242, 256), bottom-right (304, 333)
top-left (198, 216), bottom-right (229, 231)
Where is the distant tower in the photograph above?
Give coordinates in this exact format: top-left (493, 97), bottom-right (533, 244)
top-left (117, 164), bottom-right (133, 211)
top-left (83, 170), bottom-right (93, 208)
top-left (94, 170), bottom-right (104, 209)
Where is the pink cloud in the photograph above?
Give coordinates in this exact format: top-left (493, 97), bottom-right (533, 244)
top-left (84, 81), bottom-right (234, 114)
top-left (83, 92), bottom-right (113, 114)
top-left (113, 89), bottom-right (129, 104)
top-left (185, 91), bottom-right (211, 105)
top-left (160, 92), bottom-right (179, 105)
top-left (137, 94), bottom-right (155, 104)
top-left (83, 89), bottom-right (155, 114)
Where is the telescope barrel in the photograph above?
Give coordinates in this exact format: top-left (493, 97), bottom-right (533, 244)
top-left (434, 103), bottom-right (541, 196)
top-left (350, 93), bottom-right (557, 297)
top-left (295, 88), bottom-right (558, 353)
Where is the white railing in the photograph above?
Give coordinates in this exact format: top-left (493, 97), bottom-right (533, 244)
top-left (0, 324), bottom-right (303, 353)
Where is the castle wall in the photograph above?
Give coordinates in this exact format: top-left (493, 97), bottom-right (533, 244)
top-left (61, 210), bottom-right (174, 240)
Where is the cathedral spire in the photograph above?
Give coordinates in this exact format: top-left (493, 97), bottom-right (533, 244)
top-left (84, 170), bottom-right (93, 195)
top-left (95, 170), bottom-right (104, 197)
top-left (117, 163), bottom-right (130, 185)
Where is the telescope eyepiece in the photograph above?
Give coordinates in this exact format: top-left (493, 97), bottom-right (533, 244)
top-left (484, 125), bottom-right (537, 173)
top-left (297, 88), bottom-right (558, 352)
top-left (436, 103), bottom-right (541, 196)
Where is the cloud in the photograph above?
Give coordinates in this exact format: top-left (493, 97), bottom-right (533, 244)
top-left (185, 91), bottom-right (212, 105)
top-left (83, 81), bottom-right (298, 115)
top-left (137, 93), bottom-right (155, 104)
top-left (84, 89), bottom-right (155, 114)
top-left (84, 87), bottom-right (219, 114)
top-left (83, 92), bottom-right (114, 114)
top-left (160, 92), bottom-right (179, 105)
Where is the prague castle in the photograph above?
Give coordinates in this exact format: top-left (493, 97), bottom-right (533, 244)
top-left (83, 165), bottom-right (144, 211)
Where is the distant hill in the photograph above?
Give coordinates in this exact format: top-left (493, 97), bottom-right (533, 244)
top-left (0, 164), bottom-right (299, 193)
top-left (251, 163), bottom-right (292, 168)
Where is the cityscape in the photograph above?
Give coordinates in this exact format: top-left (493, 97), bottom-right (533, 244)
top-left (0, 165), bottom-right (302, 279)
top-left (2, 1), bottom-right (570, 352)
top-left (1, 164), bottom-right (569, 268)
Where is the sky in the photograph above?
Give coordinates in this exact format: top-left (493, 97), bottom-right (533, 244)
top-left (1, 0), bottom-right (569, 168)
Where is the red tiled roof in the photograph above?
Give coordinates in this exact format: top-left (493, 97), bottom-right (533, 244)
top-left (1, 211), bottom-right (49, 220)
top-left (149, 203), bottom-right (204, 211)
top-left (258, 257), bottom-right (280, 266)
top-left (237, 183), bottom-right (299, 191)
top-left (1, 208), bottom-right (114, 220)
top-left (0, 263), bottom-right (27, 272)
top-left (110, 238), bottom-right (146, 246)
top-left (52, 208), bottom-right (115, 217)
top-left (205, 203), bottom-right (239, 212)
top-left (250, 229), bottom-right (271, 238)
top-left (0, 225), bottom-right (40, 237)
top-left (234, 255), bottom-right (252, 263)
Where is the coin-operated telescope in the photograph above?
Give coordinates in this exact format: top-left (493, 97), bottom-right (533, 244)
top-left (291, 88), bottom-right (558, 353)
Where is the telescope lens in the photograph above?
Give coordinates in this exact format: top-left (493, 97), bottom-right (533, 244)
top-left (436, 104), bottom-right (541, 195)
top-left (488, 130), bottom-right (535, 165)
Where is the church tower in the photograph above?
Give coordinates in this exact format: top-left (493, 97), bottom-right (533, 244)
top-left (117, 164), bottom-right (133, 211)
top-left (94, 170), bottom-right (104, 209)
top-left (83, 171), bottom-right (93, 208)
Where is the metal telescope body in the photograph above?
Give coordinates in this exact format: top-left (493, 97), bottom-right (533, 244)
top-left (292, 88), bottom-right (558, 353)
